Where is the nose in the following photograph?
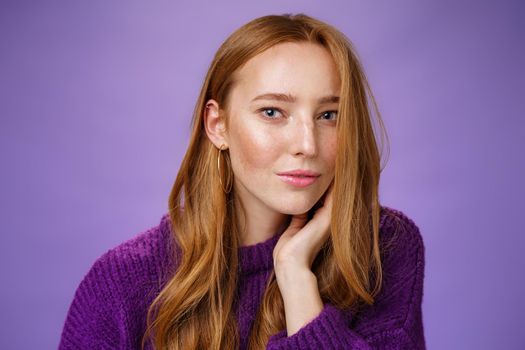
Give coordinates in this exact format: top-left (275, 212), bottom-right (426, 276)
top-left (288, 117), bottom-right (317, 157)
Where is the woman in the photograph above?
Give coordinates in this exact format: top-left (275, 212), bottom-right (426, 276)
top-left (59, 13), bottom-right (426, 350)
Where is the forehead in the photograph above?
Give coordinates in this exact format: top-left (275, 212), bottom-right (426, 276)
top-left (231, 42), bottom-right (341, 102)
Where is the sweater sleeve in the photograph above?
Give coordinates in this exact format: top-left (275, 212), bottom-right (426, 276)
top-left (58, 250), bottom-right (129, 350)
top-left (266, 208), bottom-right (426, 349)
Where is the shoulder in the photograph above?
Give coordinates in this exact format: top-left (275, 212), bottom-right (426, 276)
top-left (351, 205), bottom-right (426, 340)
top-left (86, 212), bottom-right (177, 296)
top-left (379, 205), bottom-right (425, 263)
top-left (59, 213), bottom-right (176, 348)
top-left (377, 205), bottom-right (425, 288)
top-left (72, 212), bottom-right (176, 304)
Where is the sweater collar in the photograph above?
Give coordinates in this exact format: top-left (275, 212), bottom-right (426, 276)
top-left (161, 213), bottom-right (281, 276)
top-left (162, 208), bottom-right (390, 277)
top-left (238, 232), bottom-right (282, 276)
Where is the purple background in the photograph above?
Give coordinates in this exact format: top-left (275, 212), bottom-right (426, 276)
top-left (1, 1), bottom-right (523, 349)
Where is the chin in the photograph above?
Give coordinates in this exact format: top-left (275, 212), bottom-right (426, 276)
top-left (274, 200), bottom-right (317, 216)
top-left (288, 209), bottom-right (312, 216)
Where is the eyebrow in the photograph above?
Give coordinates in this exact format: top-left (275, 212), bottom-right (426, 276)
top-left (251, 93), bottom-right (340, 104)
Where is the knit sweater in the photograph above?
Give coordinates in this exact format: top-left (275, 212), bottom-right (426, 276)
top-left (58, 206), bottom-right (426, 349)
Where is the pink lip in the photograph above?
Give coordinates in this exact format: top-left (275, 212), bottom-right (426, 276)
top-left (276, 169), bottom-right (321, 177)
top-left (277, 174), bottom-right (320, 188)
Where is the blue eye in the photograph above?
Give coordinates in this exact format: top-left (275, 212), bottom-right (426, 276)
top-left (260, 107), bottom-right (282, 119)
top-left (321, 111), bottom-right (338, 121)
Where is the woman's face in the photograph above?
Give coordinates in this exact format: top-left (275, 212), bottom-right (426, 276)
top-left (209, 41), bottom-right (340, 216)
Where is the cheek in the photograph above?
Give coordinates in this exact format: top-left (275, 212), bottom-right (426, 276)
top-left (229, 122), bottom-right (280, 175)
top-left (328, 138), bottom-right (337, 165)
top-left (321, 131), bottom-right (338, 171)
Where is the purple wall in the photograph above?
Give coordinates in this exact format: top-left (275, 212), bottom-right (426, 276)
top-left (1, 1), bottom-right (523, 349)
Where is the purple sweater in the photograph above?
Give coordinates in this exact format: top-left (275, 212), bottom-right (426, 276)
top-left (59, 206), bottom-right (426, 349)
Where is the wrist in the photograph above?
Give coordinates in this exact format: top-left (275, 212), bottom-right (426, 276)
top-left (274, 262), bottom-right (313, 281)
top-left (275, 265), bottom-right (317, 295)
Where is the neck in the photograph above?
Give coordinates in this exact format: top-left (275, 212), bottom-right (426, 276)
top-left (234, 194), bottom-right (291, 247)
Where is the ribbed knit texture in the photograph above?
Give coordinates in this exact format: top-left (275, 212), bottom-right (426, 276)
top-left (58, 206), bottom-right (426, 349)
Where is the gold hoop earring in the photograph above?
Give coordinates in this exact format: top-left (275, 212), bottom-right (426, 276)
top-left (217, 144), bottom-right (233, 194)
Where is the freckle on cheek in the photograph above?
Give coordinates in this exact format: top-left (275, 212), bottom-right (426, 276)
top-left (237, 134), bottom-right (268, 169)
top-left (234, 132), bottom-right (256, 169)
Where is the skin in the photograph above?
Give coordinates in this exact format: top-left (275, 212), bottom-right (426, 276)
top-left (204, 41), bottom-right (340, 336)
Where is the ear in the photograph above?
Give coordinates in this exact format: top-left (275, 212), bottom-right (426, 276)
top-left (203, 99), bottom-right (229, 148)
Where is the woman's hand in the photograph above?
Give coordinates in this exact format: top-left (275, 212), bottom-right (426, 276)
top-left (273, 181), bottom-right (334, 274)
top-left (272, 181), bottom-right (334, 335)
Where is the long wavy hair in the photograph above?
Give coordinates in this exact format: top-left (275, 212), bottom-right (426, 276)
top-left (142, 13), bottom-right (390, 350)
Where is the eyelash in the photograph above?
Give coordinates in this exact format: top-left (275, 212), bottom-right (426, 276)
top-left (258, 107), bottom-right (338, 121)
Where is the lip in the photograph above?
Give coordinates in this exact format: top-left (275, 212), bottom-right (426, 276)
top-left (276, 169), bottom-right (321, 188)
top-left (276, 169), bottom-right (321, 177)
top-left (277, 174), bottom-right (319, 187)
